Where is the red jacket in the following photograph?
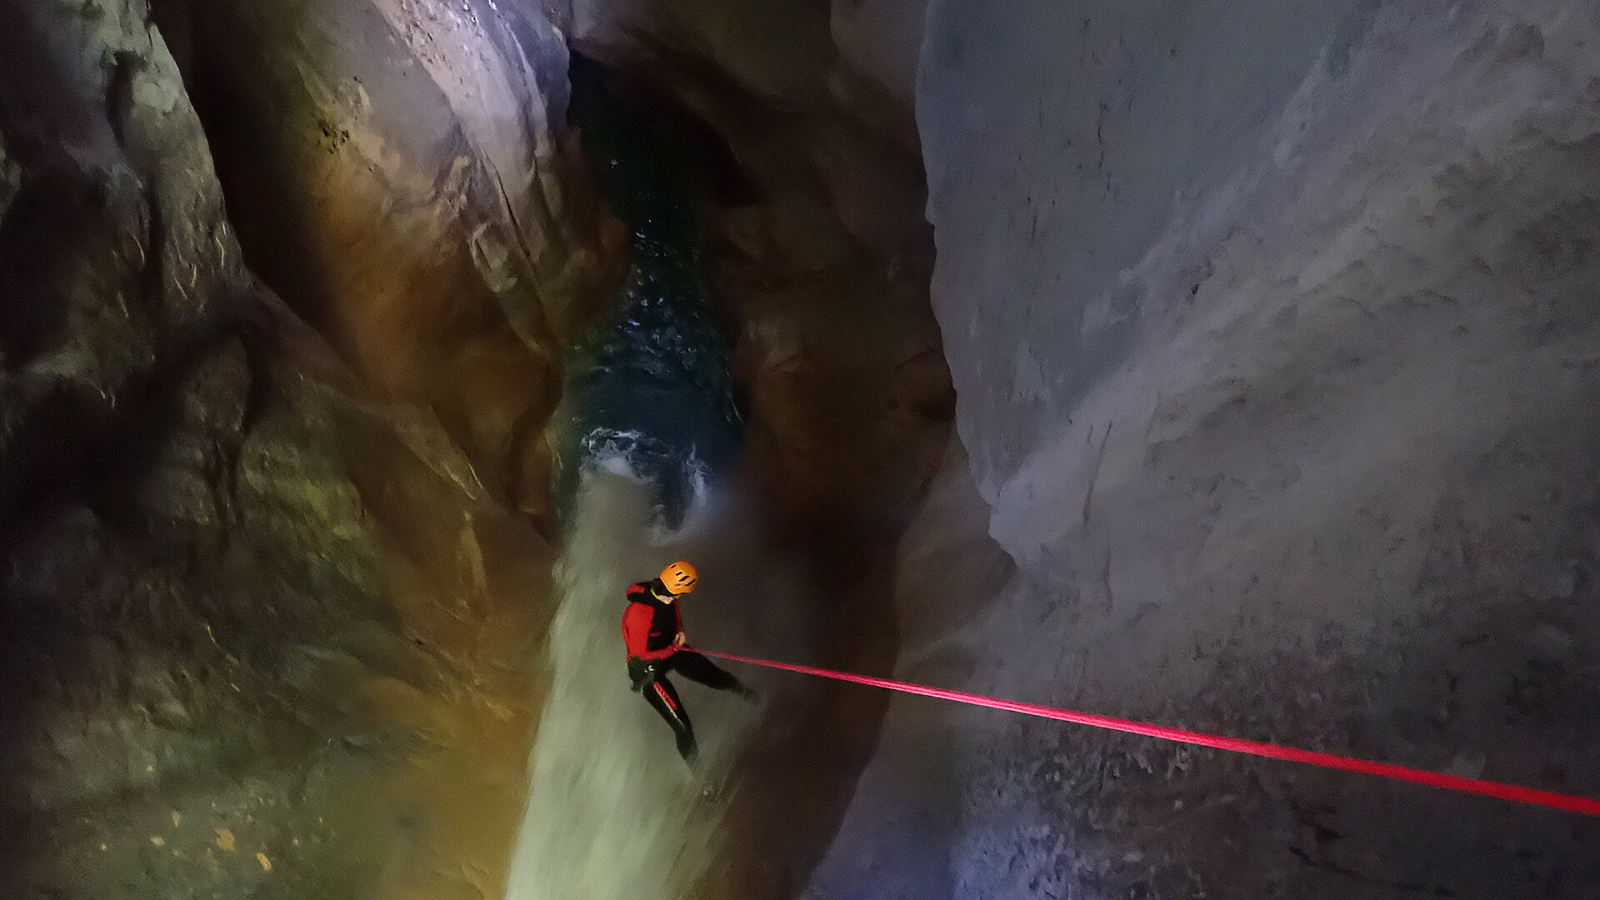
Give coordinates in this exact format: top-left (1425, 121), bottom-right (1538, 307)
top-left (622, 581), bottom-right (682, 661)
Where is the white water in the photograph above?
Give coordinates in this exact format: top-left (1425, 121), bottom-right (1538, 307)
top-left (504, 469), bottom-right (780, 900)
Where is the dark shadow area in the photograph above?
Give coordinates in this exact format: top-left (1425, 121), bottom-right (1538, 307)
top-left (557, 53), bottom-right (746, 527)
top-left (0, 10), bottom-right (280, 889)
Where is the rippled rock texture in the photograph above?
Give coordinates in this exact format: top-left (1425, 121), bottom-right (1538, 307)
top-left (0, 1), bottom-right (610, 897)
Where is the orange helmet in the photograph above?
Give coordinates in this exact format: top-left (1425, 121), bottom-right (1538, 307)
top-left (659, 560), bottom-right (698, 595)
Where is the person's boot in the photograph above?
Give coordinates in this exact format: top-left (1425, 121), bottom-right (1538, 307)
top-left (677, 733), bottom-right (700, 769)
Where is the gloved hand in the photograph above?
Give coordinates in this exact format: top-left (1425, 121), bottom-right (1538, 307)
top-left (627, 657), bottom-right (659, 693)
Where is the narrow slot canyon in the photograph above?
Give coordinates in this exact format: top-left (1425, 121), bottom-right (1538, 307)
top-left (1, 2), bottom-right (1598, 900)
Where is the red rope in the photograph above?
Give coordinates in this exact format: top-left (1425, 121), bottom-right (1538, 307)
top-left (699, 649), bottom-right (1600, 817)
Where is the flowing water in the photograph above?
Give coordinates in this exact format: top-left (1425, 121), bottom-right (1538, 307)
top-left (552, 55), bottom-right (742, 531)
top-left (504, 58), bottom-right (761, 900)
top-left (504, 474), bottom-right (744, 900)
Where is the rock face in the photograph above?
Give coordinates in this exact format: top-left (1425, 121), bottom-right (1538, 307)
top-left (814, 1), bottom-right (1600, 898)
top-left (502, 3), bottom-right (953, 899)
top-left (561, 0), bottom-right (950, 565)
top-left (152, 0), bottom-right (626, 530)
top-left (0, 1), bottom-right (604, 897)
top-left (2, 1), bottom-right (953, 898)
top-left (9, 0), bottom-right (1599, 898)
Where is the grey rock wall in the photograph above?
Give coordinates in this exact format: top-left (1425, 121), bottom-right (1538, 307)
top-left (811, 1), bottom-right (1600, 898)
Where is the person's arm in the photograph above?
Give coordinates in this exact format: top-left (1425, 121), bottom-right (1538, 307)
top-left (672, 604), bottom-right (687, 648)
top-left (622, 603), bottom-right (677, 661)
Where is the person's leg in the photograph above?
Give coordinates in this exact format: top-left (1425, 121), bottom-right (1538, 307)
top-left (642, 675), bottom-right (698, 764)
top-left (671, 651), bottom-right (759, 701)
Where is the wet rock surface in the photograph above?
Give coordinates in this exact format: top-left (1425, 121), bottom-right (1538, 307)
top-left (151, 0), bottom-right (627, 531)
top-left (0, 1), bottom-right (593, 897)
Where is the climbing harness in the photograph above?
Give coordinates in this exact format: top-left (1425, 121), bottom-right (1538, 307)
top-left (700, 650), bottom-right (1600, 817)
